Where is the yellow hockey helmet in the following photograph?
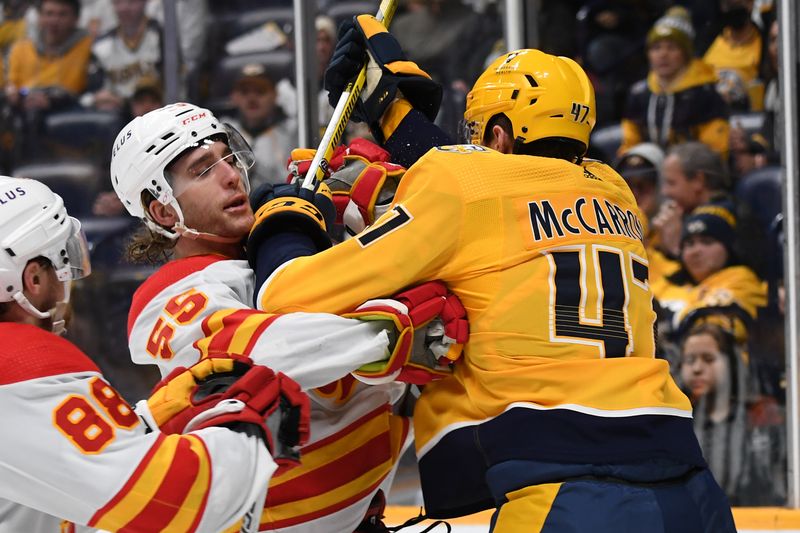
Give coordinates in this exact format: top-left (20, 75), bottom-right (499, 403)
top-left (464, 49), bottom-right (596, 153)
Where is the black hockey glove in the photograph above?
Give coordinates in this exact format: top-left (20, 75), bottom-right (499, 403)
top-left (324, 14), bottom-right (442, 142)
top-left (246, 182), bottom-right (336, 270)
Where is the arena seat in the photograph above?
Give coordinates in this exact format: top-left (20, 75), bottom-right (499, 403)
top-left (210, 6), bottom-right (294, 59)
top-left (735, 165), bottom-right (782, 232)
top-left (12, 160), bottom-right (101, 218)
top-left (44, 110), bottom-right (122, 165)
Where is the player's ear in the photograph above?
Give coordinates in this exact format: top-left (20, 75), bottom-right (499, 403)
top-left (21, 259), bottom-right (48, 297)
top-left (488, 124), bottom-right (515, 154)
top-left (148, 199), bottom-right (178, 227)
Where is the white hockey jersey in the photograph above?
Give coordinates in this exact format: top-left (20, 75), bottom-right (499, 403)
top-left (127, 255), bottom-right (410, 532)
top-left (0, 322), bottom-right (275, 533)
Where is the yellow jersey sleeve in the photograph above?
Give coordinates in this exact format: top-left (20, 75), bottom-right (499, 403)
top-left (259, 148), bottom-right (465, 314)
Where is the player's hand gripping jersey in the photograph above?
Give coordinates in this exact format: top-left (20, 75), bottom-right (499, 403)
top-left (127, 255), bottom-right (411, 532)
top-left (0, 323), bottom-right (275, 532)
top-left (256, 146), bottom-right (702, 516)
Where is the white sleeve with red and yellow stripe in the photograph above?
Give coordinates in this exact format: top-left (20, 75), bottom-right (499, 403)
top-left (128, 255), bottom-right (392, 389)
top-left (0, 323), bottom-right (275, 533)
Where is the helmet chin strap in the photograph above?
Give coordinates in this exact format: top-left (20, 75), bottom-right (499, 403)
top-left (12, 282), bottom-right (71, 336)
top-left (145, 198), bottom-right (244, 244)
top-left (173, 223), bottom-right (243, 244)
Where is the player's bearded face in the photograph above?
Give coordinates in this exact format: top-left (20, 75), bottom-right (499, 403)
top-left (169, 141), bottom-right (255, 239)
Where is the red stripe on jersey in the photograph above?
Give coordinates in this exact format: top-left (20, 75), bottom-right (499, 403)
top-left (89, 433), bottom-right (167, 527)
top-left (241, 313), bottom-right (280, 356)
top-left (266, 478), bottom-right (385, 530)
top-left (119, 436), bottom-right (207, 532)
top-left (269, 431), bottom-right (391, 505)
top-left (0, 323), bottom-right (99, 384)
top-left (127, 255), bottom-right (227, 336)
top-left (303, 404), bottom-right (389, 453)
top-left (199, 309), bottom-right (270, 355)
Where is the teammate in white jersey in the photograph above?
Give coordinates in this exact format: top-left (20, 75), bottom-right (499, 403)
top-left (110, 102), bottom-right (463, 532)
top-left (0, 176), bottom-right (308, 532)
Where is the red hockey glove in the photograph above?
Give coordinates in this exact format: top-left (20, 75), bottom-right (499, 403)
top-left (142, 356), bottom-right (310, 467)
top-left (345, 281), bottom-right (469, 385)
top-left (282, 139), bottom-right (404, 242)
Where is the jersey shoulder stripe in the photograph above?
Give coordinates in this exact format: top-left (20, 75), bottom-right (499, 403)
top-left (0, 323), bottom-right (98, 384)
top-left (128, 254), bottom-right (228, 335)
top-left (90, 432), bottom-right (211, 531)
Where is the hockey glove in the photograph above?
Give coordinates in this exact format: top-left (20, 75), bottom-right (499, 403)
top-left (324, 14), bottom-right (442, 142)
top-left (139, 355), bottom-right (311, 467)
top-left (345, 281), bottom-right (469, 385)
top-left (287, 139), bottom-right (404, 241)
top-left (247, 181), bottom-right (336, 269)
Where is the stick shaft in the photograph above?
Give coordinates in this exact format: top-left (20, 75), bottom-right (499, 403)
top-left (301, 0), bottom-right (398, 191)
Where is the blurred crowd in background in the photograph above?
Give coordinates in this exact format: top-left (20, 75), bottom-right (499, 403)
top-left (0, 0), bottom-right (788, 507)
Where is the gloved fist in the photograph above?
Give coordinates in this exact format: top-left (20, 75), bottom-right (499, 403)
top-left (324, 14), bottom-right (443, 141)
top-left (345, 281), bottom-right (469, 385)
top-left (139, 356), bottom-right (311, 466)
top-left (247, 181), bottom-right (336, 269)
top-left (286, 139), bottom-right (404, 242)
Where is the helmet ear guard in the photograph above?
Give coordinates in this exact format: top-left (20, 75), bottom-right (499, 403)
top-left (464, 49), bottom-right (596, 155)
top-left (0, 177), bottom-right (91, 333)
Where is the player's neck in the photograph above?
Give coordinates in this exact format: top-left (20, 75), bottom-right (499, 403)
top-left (173, 237), bottom-right (244, 260)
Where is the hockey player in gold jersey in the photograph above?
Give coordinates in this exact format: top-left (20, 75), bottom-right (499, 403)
top-left (246, 15), bottom-right (737, 533)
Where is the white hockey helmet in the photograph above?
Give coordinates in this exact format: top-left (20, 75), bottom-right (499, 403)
top-left (0, 177), bottom-right (91, 332)
top-left (110, 102), bottom-right (255, 239)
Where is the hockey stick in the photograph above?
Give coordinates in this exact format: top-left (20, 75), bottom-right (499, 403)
top-left (301, 0), bottom-right (398, 192)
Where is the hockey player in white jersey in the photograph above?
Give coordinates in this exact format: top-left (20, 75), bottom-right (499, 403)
top-left (0, 176), bottom-right (310, 532)
top-left (110, 102), bottom-right (465, 532)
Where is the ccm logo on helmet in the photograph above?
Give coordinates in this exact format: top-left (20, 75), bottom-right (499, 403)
top-left (182, 112), bottom-right (206, 125)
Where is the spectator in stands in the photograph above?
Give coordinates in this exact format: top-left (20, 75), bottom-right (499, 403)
top-left (730, 129), bottom-right (769, 182)
top-left (703, 0), bottom-right (765, 112)
top-left (678, 321), bottom-right (786, 505)
top-left (4, 0), bottom-right (91, 113)
top-left (146, 0), bottom-right (208, 98)
top-left (762, 19), bottom-right (780, 160)
top-left (652, 141), bottom-right (730, 258)
top-left (620, 6), bottom-right (730, 156)
top-left (276, 15), bottom-right (337, 136)
top-left (128, 73), bottom-right (162, 117)
top-left (679, 322), bottom-right (748, 501)
top-left (651, 203), bottom-right (766, 345)
top-left (82, 0), bottom-right (163, 115)
top-left (392, 0), bottom-right (496, 137)
top-left (0, 1), bottom-right (30, 77)
top-left (617, 142), bottom-right (664, 220)
top-left (3, 0), bottom-right (91, 161)
top-left (223, 63), bottom-right (296, 187)
top-left (616, 142), bottom-right (680, 280)
top-left (575, 0), bottom-right (653, 125)
top-left (79, 0), bottom-right (115, 37)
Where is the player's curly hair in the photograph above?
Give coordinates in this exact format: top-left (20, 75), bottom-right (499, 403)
top-left (124, 191), bottom-right (176, 264)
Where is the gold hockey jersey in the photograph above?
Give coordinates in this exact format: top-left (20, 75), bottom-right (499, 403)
top-left (258, 146), bottom-right (700, 516)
